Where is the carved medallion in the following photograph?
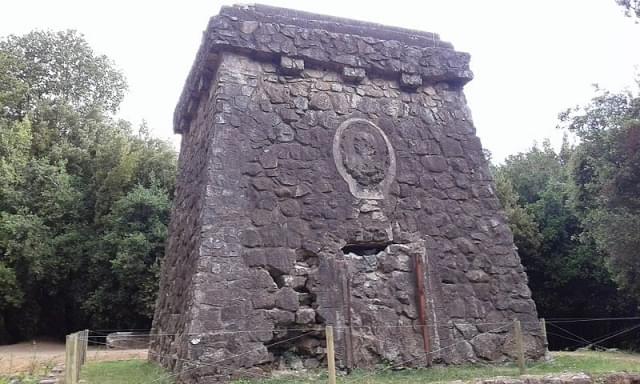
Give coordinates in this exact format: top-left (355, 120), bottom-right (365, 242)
top-left (333, 118), bottom-right (396, 199)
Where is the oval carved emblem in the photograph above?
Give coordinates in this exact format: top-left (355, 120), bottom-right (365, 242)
top-left (333, 118), bottom-right (396, 200)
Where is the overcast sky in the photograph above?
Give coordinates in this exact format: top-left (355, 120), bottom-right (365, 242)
top-left (1, 0), bottom-right (639, 161)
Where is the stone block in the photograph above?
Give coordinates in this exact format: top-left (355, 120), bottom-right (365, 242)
top-left (295, 308), bottom-right (316, 324)
top-left (401, 73), bottom-right (422, 89)
top-left (342, 66), bottom-right (366, 83)
top-left (280, 56), bottom-right (304, 75)
top-left (275, 287), bottom-right (299, 311)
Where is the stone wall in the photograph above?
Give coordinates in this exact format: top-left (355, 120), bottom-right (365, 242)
top-left (149, 61), bottom-right (221, 372)
top-left (151, 4), bottom-right (546, 383)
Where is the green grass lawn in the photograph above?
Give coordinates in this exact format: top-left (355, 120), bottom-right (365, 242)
top-left (81, 360), bottom-right (174, 384)
top-left (80, 351), bottom-right (640, 384)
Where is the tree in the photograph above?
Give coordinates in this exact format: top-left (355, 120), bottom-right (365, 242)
top-left (617, 0), bottom-right (640, 18)
top-left (498, 140), bottom-right (564, 205)
top-left (494, 141), bottom-right (636, 340)
top-left (0, 30), bottom-right (126, 115)
top-left (85, 184), bottom-right (170, 329)
top-left (561, 87), bottom-right (640, 299)
top-left (493, 168), bottom-right (542, 268)
top-left (0, 30), bottom-right (176, 342)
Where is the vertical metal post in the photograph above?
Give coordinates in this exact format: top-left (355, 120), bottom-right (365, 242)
top-left (343, 271), bottom-right (354, 371)
top-left (414, 253), bottom-right (432, 366)
top-left (326, 325), bottom-right (337, 384)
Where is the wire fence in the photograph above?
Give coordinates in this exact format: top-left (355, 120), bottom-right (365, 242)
top-left (61, 316), bottom-right (640, 384)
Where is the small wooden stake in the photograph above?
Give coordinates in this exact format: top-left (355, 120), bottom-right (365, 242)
top-left (540, 318), bottom-right (548, 352)
top-left (514, 319), bottom-right (526, 375)
top-left (326, 325), bottom-right (337, 384)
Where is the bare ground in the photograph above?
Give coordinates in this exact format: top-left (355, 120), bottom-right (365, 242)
top-left (0, 340), bottom-right (147, 375)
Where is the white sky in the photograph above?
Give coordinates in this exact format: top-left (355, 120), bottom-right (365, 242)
top-left (1, 0), bottom-right (639, 161)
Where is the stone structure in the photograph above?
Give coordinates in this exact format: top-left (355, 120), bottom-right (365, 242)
top-left (150, 4), bottom-right (546, 382)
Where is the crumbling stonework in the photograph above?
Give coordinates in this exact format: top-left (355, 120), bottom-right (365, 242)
top-left (150, 4), bottom-right (546, 383)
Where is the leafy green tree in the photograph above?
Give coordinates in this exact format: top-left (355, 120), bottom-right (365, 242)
top-left (498, 140), bottom-right (564, 205)
top-left (494, 141), bottom-right (635, 325)
top-left (493, 169), bottom-right (542, 267)
top-left (85, 184), bottom-right (170, 329)
top-left (561, 87), bottom-right (640, 299)
top-left (0, 30), bottom-right (176, 342)
top-left (0, 30), bottom-right (126, 115)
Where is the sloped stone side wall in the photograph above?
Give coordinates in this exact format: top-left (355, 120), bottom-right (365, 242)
top-left (149, 66), bottom-right (221, 373)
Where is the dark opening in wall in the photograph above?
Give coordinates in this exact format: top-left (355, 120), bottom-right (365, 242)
top-left (341, 242), bottom-right (391, 256)
top-left (266, 266), bottom-right (286, 289)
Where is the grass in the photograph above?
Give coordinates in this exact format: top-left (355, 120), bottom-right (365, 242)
top-left (78, 351), bottom-right (640, 384)
top-left (81, 360), bottom-right (173, 384)
top-left (0, 354), bottom-right (56, 384)
top-left (0, 376), bottom-right (41, 384)
top-left (236, 351), bottom-right (640, 384)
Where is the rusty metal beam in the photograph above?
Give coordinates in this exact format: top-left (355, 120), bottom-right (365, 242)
top-left (339, 261), bottom-right (354, 371)
top-left (414, 253), bottom-right (432, 366)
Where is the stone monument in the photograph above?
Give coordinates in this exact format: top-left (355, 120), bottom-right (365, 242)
top-left (150, 4), bottom-right (546, 382)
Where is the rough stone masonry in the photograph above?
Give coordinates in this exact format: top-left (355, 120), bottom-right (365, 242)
top-left (150, 4), bottom-right (547, 382)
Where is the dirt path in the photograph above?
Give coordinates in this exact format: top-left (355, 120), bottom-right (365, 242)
top-left (0, 340), bottom-right (147, 374)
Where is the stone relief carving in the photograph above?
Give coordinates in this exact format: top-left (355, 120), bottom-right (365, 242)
top-left (333, 118), bottom-right (396, 199)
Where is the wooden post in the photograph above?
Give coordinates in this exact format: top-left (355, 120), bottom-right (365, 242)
top-left (76, 332), bottom-right (83, 379)
top-left (71, 332), bottom-right (80, 384)
top-left (65, 332), bottom-right (80, 384)
top-left (79, 330), bottom-right (84, 365)
top-left (540, 318), bottom-right (548, 352)
top-left (326, 325), bottom-right (337, 384)
top-left (82, 329), bottom-right (89, 364)
top-left (65, 334), bottom-right (72, 384)
top-left (78, 330), bottom-right (84, 366)
top-left (514, 320), bottom-right (526, 375)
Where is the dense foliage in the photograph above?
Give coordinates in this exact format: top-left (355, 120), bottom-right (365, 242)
top-left (618, 0), bottom-right (640, 18)
top-left (0, 30), bottom-right (176, 343)
top-left (494, 88), bottom-right (640, 348)
top-left (561, 88), bottom-right (640, 301)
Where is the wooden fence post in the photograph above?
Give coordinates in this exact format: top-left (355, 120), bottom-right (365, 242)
top-left (65, 334), bottom-right (72, 384)
top-left (540, 318), bottom-right (548, 352)
top-left (73, 332), bottom-right (80, 383)
top-left (77, 332), bottom-right (83, 380)
top-left (514, 319), bottom-right (526, 375)
top-left (64, 330), bottom-right (90, 384)
top-left (326, 325), bottom-right (337, 384)
top-left (80, 329), bottom-right (89, 364)
top-left (64, 332), bottom-right (80, 384)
